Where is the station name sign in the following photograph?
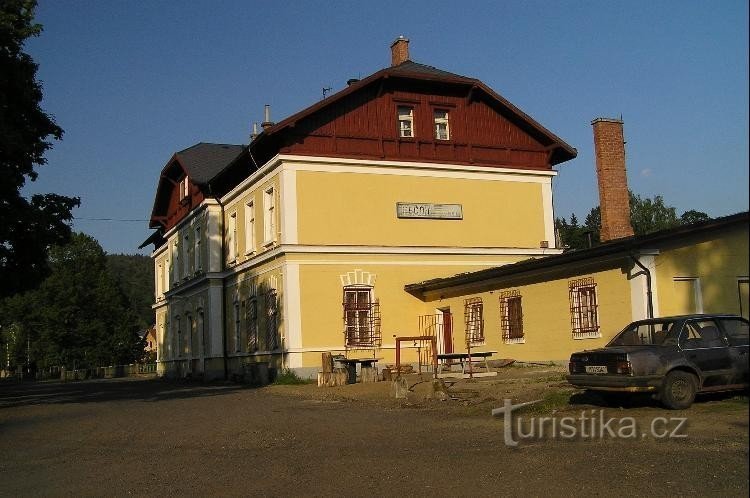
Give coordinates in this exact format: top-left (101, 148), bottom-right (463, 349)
top-left (396, 202), bottom-right (463, 220)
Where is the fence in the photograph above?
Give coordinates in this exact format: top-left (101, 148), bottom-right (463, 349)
top-left (3, 363), bottom-right (159, 381)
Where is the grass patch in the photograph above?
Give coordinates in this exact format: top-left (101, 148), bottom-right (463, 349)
top-left (524, 389), bottom-right (574, 415)
top-left (273, 369), bottom-right (313, 385)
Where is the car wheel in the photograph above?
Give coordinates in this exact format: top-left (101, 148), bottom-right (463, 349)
top-left (660, 370), bottom-right (697, 409)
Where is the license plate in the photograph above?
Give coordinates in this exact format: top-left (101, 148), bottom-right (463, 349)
top-left (585, 365), bottom-right (608, 374)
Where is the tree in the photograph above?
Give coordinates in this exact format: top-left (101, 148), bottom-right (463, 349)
top-left (1, 233), bottom-right (143, 370)
top-left (0, 0), bottom-right (80, 297)
top-left (106, 253), bottom-right (155, 329)
top-left (557, 191), bottom-right (712, 250)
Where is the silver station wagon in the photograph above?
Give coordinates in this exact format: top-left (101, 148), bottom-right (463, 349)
top-left (567, 314), bottom-right (749, 409)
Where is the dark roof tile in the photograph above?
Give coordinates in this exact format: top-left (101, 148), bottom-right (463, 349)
top-left (175, 143), bottom-right (244, 184)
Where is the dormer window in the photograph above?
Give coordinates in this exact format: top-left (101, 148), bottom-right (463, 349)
top-left (397, 106), bottom-right (414, 138)
top-left (179, 177), bottom-right (190, 201)
top-left (434, 110), bottom-right (450, 140)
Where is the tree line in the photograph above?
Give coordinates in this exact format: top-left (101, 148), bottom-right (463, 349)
top-left (555, 191), bottom-right (711, 250)
top-left (0, 2), bottom-right (152, 373)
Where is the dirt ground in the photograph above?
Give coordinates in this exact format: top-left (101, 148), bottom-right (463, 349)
top-left (0, 366), bottom-right (747, 496)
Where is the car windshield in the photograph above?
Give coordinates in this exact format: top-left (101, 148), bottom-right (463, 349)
top-left (607, 319), bottom-right (682, 346)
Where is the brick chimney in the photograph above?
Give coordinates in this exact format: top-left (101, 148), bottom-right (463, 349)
top-left (391, 36), bottom-right (410, 66)
top-left (592, 118), bottom-right (634, 242)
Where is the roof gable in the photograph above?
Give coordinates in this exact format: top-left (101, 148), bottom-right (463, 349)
top-left (251, 59), bottom-right (576, 166)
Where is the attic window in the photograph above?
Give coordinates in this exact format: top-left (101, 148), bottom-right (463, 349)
top-left (179, 177), bottom-right (190, 201)
top-left (397, 106), bottom-right (414, 138)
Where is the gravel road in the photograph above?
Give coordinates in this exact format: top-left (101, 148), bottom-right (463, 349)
top-left (0, 378), bottom-right (747, 496)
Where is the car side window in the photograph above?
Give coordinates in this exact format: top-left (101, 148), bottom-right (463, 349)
top-left (719, 318), bottom-right (750, 347)
top-left (679, 320), bottom-right (726, 349)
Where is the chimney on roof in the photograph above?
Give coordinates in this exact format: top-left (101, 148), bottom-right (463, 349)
top-left (347, 78), bottom-right (360, 86)
top-left (390, 36), bottom-right (410, 66)
top-left (261, 104), bottom-right (274, 130)
top-left (592, 117), bottom-right (634, 242)
top-left (250, 122), bottom-right (259, 141)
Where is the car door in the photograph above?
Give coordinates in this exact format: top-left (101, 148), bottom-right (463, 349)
top-left (678, 318), bottom-right (734, 388)
top-left (717, 317), bottom-right (750, 386)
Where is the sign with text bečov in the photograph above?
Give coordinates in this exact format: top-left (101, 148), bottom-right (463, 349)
top-left (396, 202), bottom-right (463, 220)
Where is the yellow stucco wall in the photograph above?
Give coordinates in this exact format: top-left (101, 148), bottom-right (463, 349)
top-left (295, 170), bottom-right (548, 248)
top-left (290, 255), bottom-right (596, 366)
top-left (655, 226), bottom-right (749, 317)
top-left (423, 266), bottom-right (633, 362)
top-left (223, 175), bottom-right (280, 266)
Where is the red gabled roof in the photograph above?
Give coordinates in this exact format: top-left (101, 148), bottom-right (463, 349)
top-left (252, 60), bottom-right (577, 165)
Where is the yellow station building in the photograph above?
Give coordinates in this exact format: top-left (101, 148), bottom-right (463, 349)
top-left (142, 39), bottom-right (749, 380)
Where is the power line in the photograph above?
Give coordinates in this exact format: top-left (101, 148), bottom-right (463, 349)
top-left (74, 217), bottom-right (149, 222)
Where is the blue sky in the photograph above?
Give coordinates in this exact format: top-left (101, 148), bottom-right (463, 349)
top-left (24, 0), bottom-right (749, 254)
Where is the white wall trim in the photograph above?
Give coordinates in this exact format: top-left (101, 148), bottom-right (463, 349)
top-left (541, 179), bottom-right (555, 247)
top-left (278, 154), bottom-right (558, 179)
top-left (282, 262), bottom-right (302, 367)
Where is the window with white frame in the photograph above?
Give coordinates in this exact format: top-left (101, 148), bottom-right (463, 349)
top-left (172, 241), bottom-right (179, 283)
top-left (185, 313), bottom-right (193, 357)
top-left (228, 212), bottom-right (237, 262)
top-left (247, 298), bottom-right (258, 353)
top-left (433, 109), bottom-right (450, 140)
top-left (499, 290), bottom-right (524, 343)
top-left (157, 263), bottom-right (163, 297)
top-left (464, 297), bottom-right (485, 346)
top-left (245, 200), bottom-right (255, 254)
top-left (397, 106), bottom-right (414, 138)
top-left (179, 177), bottom-right (189, 201)
top-left (263, 187), bottom-right (276, 245)
top-left (164, 259), bottom-right (170, 292)
top-left (183, 232), bottom-right (190, 278)
top-left (194, 226), bottom-right (201, 272)
top-left (569, 277), bottom-right (600, 338)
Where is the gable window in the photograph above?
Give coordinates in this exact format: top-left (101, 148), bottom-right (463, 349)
top-left (263, 187), bottom-right (276, 245)
top-left (464, 297), bottom-right (485, 346)
top-left (569, 277), bottom-right (600, 339)
top-left (245, 200), bottom-right (255, 254)
top-left (247, 298), bottom-right (258, 353)
top-left (433, 109), bottom-right (450, 140)
top-left (499, 290), bottom-right (524, 343)
top-left (397, 106), bottom-right (414, 138)
top-left (228, 212), bottom-right (237, 262)
top-left (179, 177), bottom-right (190, 201)
top-left (343, 286), bottom-right (380, 348)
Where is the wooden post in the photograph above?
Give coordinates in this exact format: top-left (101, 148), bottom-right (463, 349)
top-left (321, 352), bottom-right (333, 373)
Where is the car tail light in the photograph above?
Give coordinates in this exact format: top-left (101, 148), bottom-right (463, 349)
top-left (615, 360), bottom-right (632, 375)
top-left (569, 360), bottom-right (583, 374)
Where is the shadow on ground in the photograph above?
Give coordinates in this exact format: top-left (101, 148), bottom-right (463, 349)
top-left (0, 378), bottom-right (252, 409)
top-left (569, 389), bottom-right (748, 409)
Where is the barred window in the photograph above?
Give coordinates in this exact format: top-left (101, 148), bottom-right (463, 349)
top-left (246, 298), bottom-right (258, 353)
top-left (343, 287), bottom-right (381, 348)
top-left (266, 289), bottom-right (279, 350)
top-left (464, 297), bottom-right (485, 346)
top-left (499, 290), bottom-right (524, 343)
top-left (569, 277), bottom-right (600, 338)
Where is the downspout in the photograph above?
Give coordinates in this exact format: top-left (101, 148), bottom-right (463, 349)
top-left (630, 253), bottom-right (654, 319)
top-left (208, 183), bottom-right (229, 381)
